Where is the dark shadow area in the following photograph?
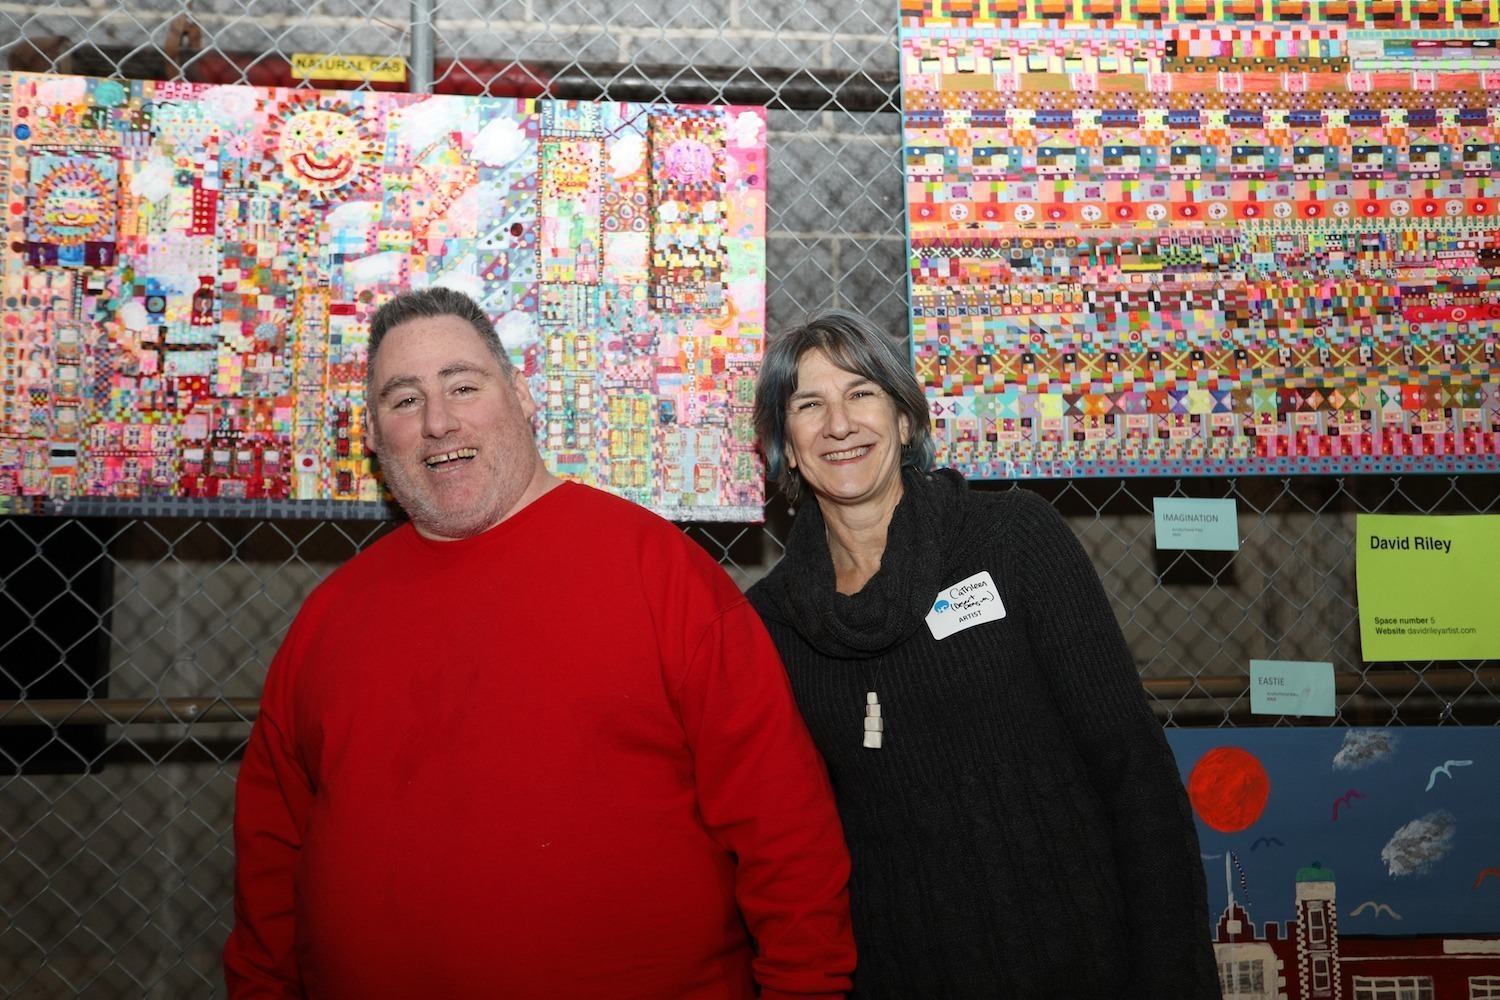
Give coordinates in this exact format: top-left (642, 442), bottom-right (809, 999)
top-left (0, 518), bottom-right (115, 774)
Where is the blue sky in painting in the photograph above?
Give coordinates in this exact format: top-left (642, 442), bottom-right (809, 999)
top-left (1166, 727), bottom-right (1500, 937)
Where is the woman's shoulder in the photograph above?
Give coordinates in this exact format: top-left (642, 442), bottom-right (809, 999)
top-left (940, 481), bottom-right (1079, 566)
top-left (745, 560), bottom-right (795, 625)
top-left (952, 478), bottom-right (1060, 525)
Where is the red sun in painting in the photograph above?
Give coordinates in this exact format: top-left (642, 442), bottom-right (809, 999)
top-left (1187, 746), bottom-right (1271, 833)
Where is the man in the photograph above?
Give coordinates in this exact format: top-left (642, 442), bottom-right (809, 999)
top-left (224, 287), bottom-right (855, 998)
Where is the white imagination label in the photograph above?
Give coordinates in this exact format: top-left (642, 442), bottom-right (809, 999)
top-left (925, 570), bottom-right (1007, 640)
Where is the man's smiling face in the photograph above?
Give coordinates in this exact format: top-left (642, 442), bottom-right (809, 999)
top-left (367, 314), bottom-right (544, 540)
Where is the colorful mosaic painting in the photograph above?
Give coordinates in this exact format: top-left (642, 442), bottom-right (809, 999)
top-left (0, 73), bottom-right (767, 520)
top-left (901, 0), bottom-right (1500, 477)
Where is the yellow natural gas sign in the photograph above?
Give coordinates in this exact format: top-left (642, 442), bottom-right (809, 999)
top-left (289, 53), bottom-right (407, 82)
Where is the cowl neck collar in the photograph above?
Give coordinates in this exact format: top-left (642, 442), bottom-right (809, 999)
top-left (765, 467), bottom-right (968, 658)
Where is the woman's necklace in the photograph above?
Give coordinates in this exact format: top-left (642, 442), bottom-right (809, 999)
top-left (863, 690), bottom-right (883, 749)
top-left (826, 517), bottom-right (895, 750)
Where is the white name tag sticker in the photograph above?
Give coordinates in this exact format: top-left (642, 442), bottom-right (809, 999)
top-left (925, 570), bottom-right (1007, 640)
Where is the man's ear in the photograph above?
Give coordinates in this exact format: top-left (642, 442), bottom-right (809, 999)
top-left (363, 409), bottom-right (379, 457)
top-left (512, 369), bottom-right (539, 421)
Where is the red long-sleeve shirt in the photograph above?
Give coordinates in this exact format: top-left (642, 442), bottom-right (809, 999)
top-left (225, 482), bottom-right (854, 999)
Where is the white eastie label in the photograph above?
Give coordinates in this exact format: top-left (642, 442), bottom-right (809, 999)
top-left (925, 570), bottom-right (1006, 640)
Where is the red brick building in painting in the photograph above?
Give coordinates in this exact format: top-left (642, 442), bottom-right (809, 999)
top-left (1213, 862), bottom-right (1500, 1000)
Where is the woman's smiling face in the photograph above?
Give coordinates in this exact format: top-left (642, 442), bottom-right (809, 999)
top-left (783, 348), bottom-right (910, 514)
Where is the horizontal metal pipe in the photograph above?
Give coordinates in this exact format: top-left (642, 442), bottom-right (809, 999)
top-left (0, 697), bottom-right (260, 727)
top-left (3, 669), bottom-right (1494, 728)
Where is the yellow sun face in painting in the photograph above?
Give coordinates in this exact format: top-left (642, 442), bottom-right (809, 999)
top-left (33, 162), bottom-right (115, 245)
top-left (543, 141), bottom-right (597, 196)
top-left (276, 108), bottom-right (368, 194)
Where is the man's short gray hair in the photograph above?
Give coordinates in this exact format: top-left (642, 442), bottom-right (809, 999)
top-left (365, 288), bottom-right (514, 405)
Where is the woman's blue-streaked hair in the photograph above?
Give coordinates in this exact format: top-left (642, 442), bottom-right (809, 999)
top-left (753, 310), bottom-right (934, 506)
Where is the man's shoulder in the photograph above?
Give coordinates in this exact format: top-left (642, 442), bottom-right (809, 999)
top-left (556, 482), bottom-right (694, 543)
top-left (560, 484), bottom-right (743, 594)
top-left (560, 481), bottom-right (665, 519)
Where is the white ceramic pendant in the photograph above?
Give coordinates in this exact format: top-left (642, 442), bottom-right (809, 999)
top-left (863, 691), bottom-right (883, 749)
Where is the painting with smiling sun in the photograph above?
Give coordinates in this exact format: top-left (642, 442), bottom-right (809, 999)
top-left (263, 97), bottom-right (380, 203)
top-left (0, 73), bottom-right (769, 522)
top-left (1168, 727), bottom-right (1500, 999)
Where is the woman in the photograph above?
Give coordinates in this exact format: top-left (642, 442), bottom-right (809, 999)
top-left (747, 311), bottom-right (1220, 999)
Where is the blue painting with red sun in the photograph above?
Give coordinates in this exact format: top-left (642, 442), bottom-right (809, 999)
top-left (1168, 727), bottom-right (1500, 938)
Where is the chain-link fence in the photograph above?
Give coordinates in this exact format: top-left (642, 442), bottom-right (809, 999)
top-left (2, 0), bottom-right (1498, 996)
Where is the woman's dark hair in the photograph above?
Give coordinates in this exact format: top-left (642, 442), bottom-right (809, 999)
top-left (753, 310), bottom-right (934, 505)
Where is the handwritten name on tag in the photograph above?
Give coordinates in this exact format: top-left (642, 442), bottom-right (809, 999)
top-left (926, 570), bottom-right (1006, 640)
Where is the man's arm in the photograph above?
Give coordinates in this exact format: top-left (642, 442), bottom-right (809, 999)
top-left (674, 597), bottom-right (856, 1000)
top-left (223, 641), bottom-right (313, 999)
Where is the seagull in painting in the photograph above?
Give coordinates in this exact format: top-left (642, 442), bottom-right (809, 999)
top-left (1331, 789), bottom-right (1365, 821)
top-left (1349, 901), bottom-right (1402, 920)
top-left (1426, 759), bottom-right (1474, 792)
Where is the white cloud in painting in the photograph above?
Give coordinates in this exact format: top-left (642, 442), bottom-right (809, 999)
top-left (473, 117), bottom-right (529, 168)
top-left (495, 310), bottom-right (538, 351)
top-left (608, 134), bottom-right (646, 179)
top-left (131, 157), bottom-right (176, 203)
top-left (201, 85), bottom-right (259, 119)
top-left (35, 76), bottom-right (88, 105)
top-left (118, 300), bottom-right (149, 332)
top-left (342, 251), bottom-right (405, 286)
top-left (325, 200), bottom-right (380, 231)
top-left (726, 111), bottom-right (764, 147)
top-left (394, 98), bottom-right (468, 152)
top-left (1333, 729), bottom-right (1398, 770)
top-left (1381, 810), bottom-right (1455, 876)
